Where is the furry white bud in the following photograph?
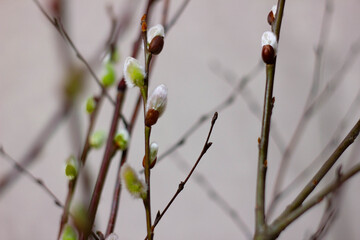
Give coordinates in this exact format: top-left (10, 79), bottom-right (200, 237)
top-left (123, 57), bottom-right (146, 88)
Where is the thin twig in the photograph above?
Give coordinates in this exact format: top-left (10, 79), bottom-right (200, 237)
top-left (83, 84), bottom-right (126, 239)
top-left (164, 0), bottom-right (190, 32)
top-left (267, 87), bottom-right (360, 215)
top-left (58, 91), bottom-right (106, 239)
top-left (154, 61), bottom-right (263, 167)
top-left (274, 117), bottom-right (360, 223)
top-left (270, 36), bottom-right (360, 212)
top-left (32, 0), bottom-right (129, 128)
top-left (172, 152), bottom-right (252, 239)
top-left (148, 112), bottom-right (218, 238)
top-left (0, 146), bottom-right (64, 208)
top-left (0, 103), bottom-right (71, 195)
top-left (210, 60), bottom-right (286, 154)
top-left (269, 162), bottom-right (360, 237)
top-left (254, 1), bottom-right (286, 238)
top-left (270, 0), bottom-right (334, 214)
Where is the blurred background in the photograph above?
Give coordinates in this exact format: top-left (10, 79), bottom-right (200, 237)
top-left (1, 0), bottom-right (360, 239)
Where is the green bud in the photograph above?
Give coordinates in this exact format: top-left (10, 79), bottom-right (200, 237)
top-left (121, 164), bottom-right (147, 199)
top-left (89, 130), bottom-right (106, 149)
top-left (114, 128), bottom-right (130, 150)
top-left (123, 57), bottom-right (146, 88)
top-left (62, 224), bottom-right (78, 240)
top-left (102, 62), bottom-right (116, 87)
top-left (65, 155), bottom-right (78, 180)
top-left (86, 97), bottom-right (96, 114)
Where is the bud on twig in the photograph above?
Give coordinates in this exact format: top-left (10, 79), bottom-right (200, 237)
top-left (114, 128), bottom-right (130, 150)
top-left (101, 62), bottom-right (116, 87)
top-left (142, 142), bottom-right (159, 169)
top-left (86, 97), bottom-right (96, 114)
top-left (65, 155), bottom-right (78, 180)
top-left (267, 4), bottom-right (277, 25)
top-left (61, 224), bottom-right (78, 240)
top-left (89, 130), bottom-right (106, 149)
top-left (147, 24), bottom-right (165, 55)
top-left (145, 84), bottom-right (168, 126)
top-left (121, 164), bottom-right (147, 199)
top-left (261, 31), bottom-right (278, 64)
top-left (123, 57), bottom-right (146, 88)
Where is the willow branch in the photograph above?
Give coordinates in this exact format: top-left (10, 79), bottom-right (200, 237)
top-left (148, 112), bottom-right (218, 238)
top-left (269, 162), bottom-right (360, 237)
top-left (254, 1), bottom-right (286, 238)
top-left (274, 118), bottom-right (360, 223)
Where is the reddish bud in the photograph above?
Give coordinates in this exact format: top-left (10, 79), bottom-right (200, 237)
top-left (267, 11), bottom-right (275, 25)
top-left (149, 36), bottom-right (164, 55)
top-left (145, 109), bottom-right (160, 127)
top-left (142, 156), bottom-right (157, 169)
top-left (262, 45), bottom-right (275, 64)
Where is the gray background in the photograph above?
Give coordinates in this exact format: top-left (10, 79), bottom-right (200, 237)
top-left (1, 0), bottom-right (360, 239)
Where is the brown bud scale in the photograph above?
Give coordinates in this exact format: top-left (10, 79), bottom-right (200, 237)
top-left (149, 36), bottom-right (164, 55)
top-left (145, 109), bottom-right (160, 127)
top-left (267, 11), bottom-right (275, 25)
top-left (262, 45), bottom-right (275, 64)
top-left (142, 156), bottom-right (157, 169)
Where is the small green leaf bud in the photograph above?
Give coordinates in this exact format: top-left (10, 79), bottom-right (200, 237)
top-left (102, 62), bottom-right (116, 87)
top-left (114, 128), bottom-right (130, 150)
top-left (121, 164), bottom-right (147, 199)
top-left (65, 155), bottom-right (78, 180)
top-left (123, 57), bottom-right (146, 88)
top-left (89, 130), bottom-right (107, 149)
top-left (86, 97), bottom-right (96, 114)
top-left (62, 224), bottom-right (78, 240)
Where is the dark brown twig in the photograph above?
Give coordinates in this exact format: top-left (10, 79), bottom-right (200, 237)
top-left (147, 112), bottom-right (218, 238)
top-left (58, 91), bottom-right (106, 239)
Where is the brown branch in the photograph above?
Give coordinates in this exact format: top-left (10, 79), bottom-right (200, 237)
top-left (172, 152), bottom-right (252, 239)
top-left (0, 146), bottom-right (64, 208)
top-left (254, 1), bottom-right (286, 238)
top-left (273, 117), bottom-right (360, 225)
top-left (82, 83), bottom-right (126, 240)
top-left (32, 0), bottom-right (129, 128)
top-left (57, 91), bottom-right (105, 239)
top-left (146, 113), bottom-right (218, 239)
top-left (270, 36), bottom-right (360, 213)
top-left (269, 162), bottom-right (360, 238)
top-left (267, 87), bottom-right (360, 216)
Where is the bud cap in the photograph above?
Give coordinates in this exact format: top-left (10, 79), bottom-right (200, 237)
top-left (147, 24), bottom-right (165, 44)
top-left (261, 31), bottom-right (278, 54)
